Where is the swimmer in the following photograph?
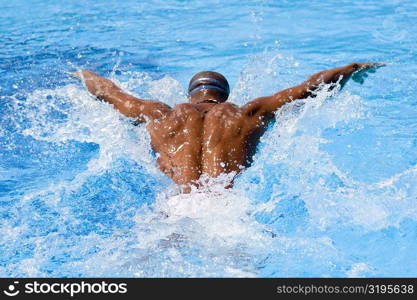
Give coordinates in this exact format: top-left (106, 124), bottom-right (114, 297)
top-left (72, 62), bottom-right (384, 193)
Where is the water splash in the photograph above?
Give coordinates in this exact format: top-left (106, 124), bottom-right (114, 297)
top-left (2, 51), bottom-right (417, 277)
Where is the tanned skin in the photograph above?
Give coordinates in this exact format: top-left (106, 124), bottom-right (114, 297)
top-left (72, 62), bottom-right (383, 193)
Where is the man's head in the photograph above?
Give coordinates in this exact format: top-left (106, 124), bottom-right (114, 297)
top-left (188, 71), bottom-right (230, 104)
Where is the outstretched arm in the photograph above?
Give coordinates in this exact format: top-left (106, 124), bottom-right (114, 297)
top-left (242, 62), bottom-right (384, 117)
top-left (72, 70), bottom-right (171, 122)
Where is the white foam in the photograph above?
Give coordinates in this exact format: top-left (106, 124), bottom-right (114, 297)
top-left (6, 53), bottom-right (417, 277)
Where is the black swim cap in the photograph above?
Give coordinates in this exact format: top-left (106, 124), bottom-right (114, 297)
top-left (188, 71), bottom-right (230, 97)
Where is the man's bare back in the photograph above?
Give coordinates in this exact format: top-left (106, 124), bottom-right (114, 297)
top-left (73, 63), bottom-right (383, 192)
top-left (147, 101), bottom-right (266, 187)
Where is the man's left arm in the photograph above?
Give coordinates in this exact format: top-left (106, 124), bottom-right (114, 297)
top-left (241, 62), bottom-right (384, 118)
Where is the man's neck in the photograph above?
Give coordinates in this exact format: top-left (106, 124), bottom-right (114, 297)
top-left (192, 100), bottom-right (218, 114)
top-left (197, 99), bottom-right (220, 104)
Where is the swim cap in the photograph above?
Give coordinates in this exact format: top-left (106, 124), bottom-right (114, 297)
top-left (188, 71), bottom-right (230, 97)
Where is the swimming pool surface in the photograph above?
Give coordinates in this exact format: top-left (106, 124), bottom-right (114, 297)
top-left (1, 0), bottom-right (417, 277)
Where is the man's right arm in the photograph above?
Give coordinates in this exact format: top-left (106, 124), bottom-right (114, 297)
top-left (72, 70), bottom-right (171, 122)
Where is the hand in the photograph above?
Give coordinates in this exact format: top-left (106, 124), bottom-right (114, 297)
top-left (67, 70), bottom-right (83, 79)
top-left (67, 70), bottom-right (116, 97)
top-left (352, 62), bottom-right (385, 84)
top-left (68, 69), bottom-right (98, 80)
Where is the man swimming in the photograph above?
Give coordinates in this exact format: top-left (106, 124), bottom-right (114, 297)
top-left (72, 62), bottom-right (383, 193)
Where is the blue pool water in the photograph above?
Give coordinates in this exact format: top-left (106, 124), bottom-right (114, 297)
top-left (1, 0), bottom-right (417, 277)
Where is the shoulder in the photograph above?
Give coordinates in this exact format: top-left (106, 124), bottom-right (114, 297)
top-left (213, 102), bottom-right (240, 112)
top-left (240, 96), bottom-right (272, 116)
top-left (206, 102), bottom-right (240, 117)
top-left (202, 102), bottom-right (244, 122)
top-left (170, 103), bottom-right (202, 120)
top-left (173, 103), bottom-right (199, 112)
